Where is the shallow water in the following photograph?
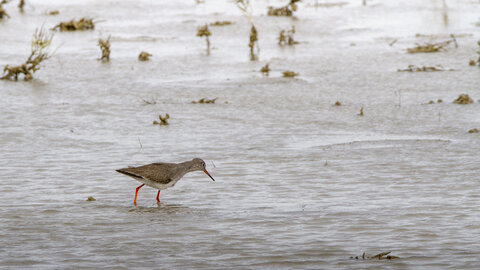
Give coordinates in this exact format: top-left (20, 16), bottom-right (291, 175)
top-left (1, 0), bottom-right (480, 268)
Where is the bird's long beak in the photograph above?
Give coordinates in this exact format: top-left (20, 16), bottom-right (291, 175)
top-left (203, 169), bottom-right (215, 182)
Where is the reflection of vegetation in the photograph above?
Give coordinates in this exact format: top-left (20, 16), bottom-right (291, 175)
top-left (98, 36), bottom-right (111, 61)
top-left (1, 27), bottom-right (54, 81)
top-left (192, 97), bottom-right (217, 104)
top-left (351, 251), bottom-right (400, 260)
top-left (453, 94), bottom-right (473, 104)
top-left (268, 0), bottom-right (300, 17)
top-left (53, 18), bottom-right (94, 31)
top-left (278, 26), bottom-right (298, 46)
top-left (237, 0), bottom-right (259, 61)
top-left (196, 24), bottom-right (211, 55)
top-left (138, 51), bottom-right (152, 61)
top-left (407, 36), bottom-right (457, 53)
top-left (153, 114), bottom-right (170, 125)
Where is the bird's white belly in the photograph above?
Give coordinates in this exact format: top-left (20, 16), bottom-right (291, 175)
top-left (135, 177), bottom-right (178, 190)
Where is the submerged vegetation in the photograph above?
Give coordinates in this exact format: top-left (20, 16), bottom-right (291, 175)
top-left (1, 27), bottom-right (54, 81)
top-left (98, 36), bottom-right (111, 61)
top-left (260, 63), bottom-right (270, 75)
top-left (453, 94), bottom-right (473, 105)
top-left (267, 0), bottom-right (301, 17)
top-left (192, 97), bottom-right (218, 104)
top-left (153, 114), bottom-right (170, 125)
top-left (138, 51), bottom-right (152, 61)
top-left (469, 41), bottom-right (480, 67)
top-left (468, 128), bottom-right (479, 134)
top-left (196, 24), bottom-right (211, 55)
top-left (407, 36), bottom-right (457, 53)
top-left (351, 251), bottom-right (400, 260)
top-left (397, 65), bottom-right (449, 72)
top-left (209, 21), bottom-right (232, 26)
top-left (282, 70), bottom-right (298, 77)
top-left (52, 18), bottom-right (94, 31)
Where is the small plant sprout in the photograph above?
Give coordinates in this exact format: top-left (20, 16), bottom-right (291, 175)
top-left (196, 24), bottom-right (211, 55)
top-left (268, 0), bottom-right (301, 17)
top-left (278, 26), bottom-right (298, 46)
top-left (138, 51), bottom-right (152, 61)
top-left (98, 36), bottom-right (111, 61)
top-left (1, 27), bottom-right (55, 81)
top-left (237, 0), bottom-right (259, 61)
top-left (358, 107), bottom-right (364, 116)
top-left (260, 63), bottom-right (270, 75)
top-left (153, 114), bottom-right (170, 125)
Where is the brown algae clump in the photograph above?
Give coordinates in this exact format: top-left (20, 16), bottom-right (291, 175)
top-left (468, 128), bottom-right (479, 134)
top-left (86, 196), bottom-right (96, 201)
top-left (192, 98), bottom-right (218, 104)
top-left (153, 114), bottom-right (170, 125)
top-left (1, 27), bottom-right (54, 81)
top-left (268, 0), bottom-right (301, 17)
top-left (196, 24), bottom-right (211, 55)
top-left (52, 18), bottom-right (94, 31)
top-left (453, 94), bottom-right (473, 104)
top-left (210, 21), bottom-right (232, 26)
top-left (334, 101), bottom-right (341, 106)
top-left (98, 36), bottom-right (111, 61)
top-left (437, 99), bottom-right (443, 103)
top-left (278, 26), bottom-right (299, 46)
top-left (138, 51), bottom-right (152, 61)
top-left (282, 70), bottom-right (298, 77)
top-left (48, 10), bottom-right (59, 15)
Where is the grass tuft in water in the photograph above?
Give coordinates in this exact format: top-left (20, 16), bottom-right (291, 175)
top-left (98, 36), bottom-right (111, 61)
top-left (196, 24), bottom-right (211, 55)
top-left (153, 114), bottom-right (170, 125)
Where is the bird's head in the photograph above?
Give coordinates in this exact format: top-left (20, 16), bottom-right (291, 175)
top-left (192, 158), bottom-right (215, 181)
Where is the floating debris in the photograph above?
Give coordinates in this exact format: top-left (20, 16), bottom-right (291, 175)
top-left (196, 24), bottom-right (211, 55)
top-left (358, 107), bottom-right (364, 116)
top-left (210, 21), bottom-right (232, 26)
top-left (260, 63), bottom-right (270, 75)
top-left (192, 97), bottom-right (218, 104)
top-left (52, 18), bottom-right (94, 31)
top-left (278, 26), bottom-right (298, 46)
top-left (334, 101), bottom-right (341, 106)
top-left (86, 196), bottom-right (96, 201)
top-left (351, 251), bottom-right (400, 260)
top-left (153, 113), bottom-right (170, 125)
top-left (407, 37), bottom-right (457, 53)
top-left (453, 94), bottom-right (473, 105)
top-left (1, 27), bottom-right (54, 81)
top-left (282, 70), bottom-right (298, 77)
top-left (98, 36), bottom-right (111, 61)
top-left (468, 128), bottom-right (479, 134)
top-left (397, 65), bottom-right (449, 72)
top-left (47, 10), bottom-right (59, 15)
top-left (138, 51), bottom-right (152, 61)
top-left (268, 0), bottom-right (300, 17)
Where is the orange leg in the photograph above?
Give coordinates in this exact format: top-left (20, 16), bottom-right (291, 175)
top-left (156, 190), bottom-right (161, 203)
top-left (134, 184), bottom-right (144, 205)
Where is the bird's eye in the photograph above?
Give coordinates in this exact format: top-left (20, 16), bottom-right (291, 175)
top-left (202, 162), bottom-right (205, 167)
